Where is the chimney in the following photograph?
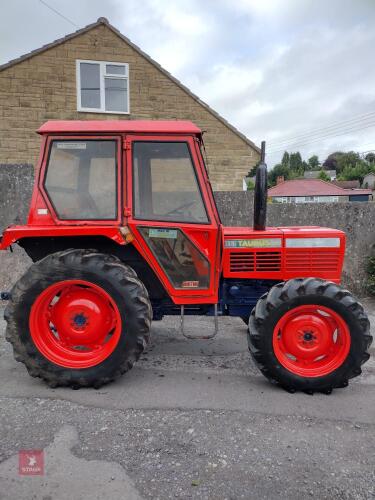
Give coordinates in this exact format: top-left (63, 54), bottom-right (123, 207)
top-left (277, 175), bottom-right (284, 185)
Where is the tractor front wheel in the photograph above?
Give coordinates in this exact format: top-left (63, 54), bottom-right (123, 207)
top-left (248, 278), bottom-right (372, 393)
top-left (4, 249), bottom-right (152, 388)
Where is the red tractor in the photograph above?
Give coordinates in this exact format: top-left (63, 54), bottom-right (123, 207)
top-left (0, 120), bottom-right (372, 392)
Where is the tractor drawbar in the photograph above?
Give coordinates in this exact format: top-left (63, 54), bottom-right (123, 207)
top-left (253, 140), bottom-right (268, 231)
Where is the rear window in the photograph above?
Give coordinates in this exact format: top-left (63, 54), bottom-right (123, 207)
top-left (44, 140), bottom-right (117, 220)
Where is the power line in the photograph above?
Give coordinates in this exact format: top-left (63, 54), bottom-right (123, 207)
top-left (267, 120), bottom-right (375, 152)
top-left (268, 121), bottom-right (375, 155)
top-left (38, 0), bottom-right (79, 28)
top-left (268, 110), bottom-right (375, 147)
top-left (268, 110), bottom-right (375, 149)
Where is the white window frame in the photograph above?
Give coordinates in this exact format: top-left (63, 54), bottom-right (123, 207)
top-left (273, 196), bottom-right (289, 203)
top-left (76, 59), bottom-right (130, 114)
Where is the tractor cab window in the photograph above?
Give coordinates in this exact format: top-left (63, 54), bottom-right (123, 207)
top-left (133, 142), bottom-right (209, 223)
top-left (44, 140), bottom-right (117, 220)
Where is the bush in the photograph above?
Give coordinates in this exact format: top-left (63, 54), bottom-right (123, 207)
top-left (367, 256), bottom-right (375, 295)
top-left (318, 170), bottom-right (330, 182)
top-left (246, 179), bottom-right (255, 191)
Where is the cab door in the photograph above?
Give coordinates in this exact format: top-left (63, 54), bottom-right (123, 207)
top-left (124, 134), bottom-right (221, 305)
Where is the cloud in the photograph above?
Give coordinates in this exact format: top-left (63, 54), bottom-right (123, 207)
top-left (1, 0), bottom-right (374, 165)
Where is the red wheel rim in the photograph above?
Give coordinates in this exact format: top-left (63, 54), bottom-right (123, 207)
top-left (273, 305), bottom-right (350, 377)
top-left (29, 280), bottom-right (121, 369)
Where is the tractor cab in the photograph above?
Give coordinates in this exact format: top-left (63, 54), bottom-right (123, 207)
top-left (13, 121), bottom-right (222, 304)
top-left (0, 120), bottom-right (371, 392)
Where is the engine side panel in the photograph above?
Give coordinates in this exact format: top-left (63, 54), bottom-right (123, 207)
top-left (222, 226), bottom-right (345, 283)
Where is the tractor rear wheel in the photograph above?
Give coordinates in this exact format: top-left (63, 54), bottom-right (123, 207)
top-left (248, 278), bottom-right (372, 393)
top-left (4, 249), bottom-right (152, 388)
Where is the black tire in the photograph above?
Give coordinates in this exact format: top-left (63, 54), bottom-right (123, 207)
top-left (4, 249), bottom-right (152, 389)
top-left (248, 278), bottom-right (372, 393)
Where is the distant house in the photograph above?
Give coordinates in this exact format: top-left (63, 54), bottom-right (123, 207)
top-left (362, 173), bottom-right (375, 190)
top-left (304, 170), bottom-right (336, 181)
top-left (269, 179), bottom-right (372, 203)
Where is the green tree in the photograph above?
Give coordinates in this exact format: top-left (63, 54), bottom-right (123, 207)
top-left (287, 152), bottom-right (304, 177)
top-left (318, 170), bottom-right (330, 182)
top-left (323, 151), bottom-right (341, 172)
top-left (281, 151), bottom-right (290, 168)
top-left (246, 179), bottom-right (255, 191)
top-left (289, 152), bottom-right (303, 172)
top-left (338, 163), bottom-right (369, 184)
top-left (307, 155), bottom-right (320, 171)
top-left (268, 163), bottom-right (291, 186)
top-left (323, 151), bottom-right (365, 175)
top-left (336, 152), bottom-right (363, 172)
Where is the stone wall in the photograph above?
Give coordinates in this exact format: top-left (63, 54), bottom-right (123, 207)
top-left (0, 22), bottom-right (258, 191)
top-left (0, 164), bottom-right (35, 292)
top-left (1, 167), bottom-right (374, 296)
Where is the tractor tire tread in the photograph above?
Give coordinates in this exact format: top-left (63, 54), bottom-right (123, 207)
top-left (4, 249), bottom-right (152, 389)
top-left (248, 277), bottom-right (372, 394)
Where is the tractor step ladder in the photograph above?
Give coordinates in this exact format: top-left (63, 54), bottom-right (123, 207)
top-left (180, 304), bottom-right (219, 340)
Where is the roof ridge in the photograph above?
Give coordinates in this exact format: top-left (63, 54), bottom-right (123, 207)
top-left (0, 17), bottom-right (260, 153)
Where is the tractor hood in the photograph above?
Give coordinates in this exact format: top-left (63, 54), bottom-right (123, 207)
top-left (222, 226), bottom-right (345, 283)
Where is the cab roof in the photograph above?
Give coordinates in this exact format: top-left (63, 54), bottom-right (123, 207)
top-left (38, 120), bottom-right (202, 136)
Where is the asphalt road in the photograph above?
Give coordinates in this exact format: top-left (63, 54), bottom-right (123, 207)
top-left (0, 300), bottom-right (374, 500)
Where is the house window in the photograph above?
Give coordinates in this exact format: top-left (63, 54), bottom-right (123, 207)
top-left (273, 196), bottom-right (289, 203)
top-left (76, 60), bottom-right (129, 114)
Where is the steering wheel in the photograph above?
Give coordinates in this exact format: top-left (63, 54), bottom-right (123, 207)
top-left (164, 200), bottom-right (196, 217)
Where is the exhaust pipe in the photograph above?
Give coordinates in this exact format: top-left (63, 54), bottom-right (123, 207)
top-left (253, 141), bottom-right (268, 231)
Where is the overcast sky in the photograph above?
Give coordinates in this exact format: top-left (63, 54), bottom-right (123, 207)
top-left (1, 0), bottom-right (375, 166)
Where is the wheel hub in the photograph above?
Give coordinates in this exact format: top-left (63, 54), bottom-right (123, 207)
top-left (302, 331), bottom-right (314, 341)
top-left (71, 313), bottom-right (88, 329)
top-left (29, 280), bottom-right (122, 369)
top-left (49, 287), bottom-right (115, 345)
top-left (272, 305), bottom-right (351, 377)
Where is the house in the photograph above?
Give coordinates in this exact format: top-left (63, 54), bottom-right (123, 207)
top-left (304, 170), bottom-right (336, 181)
top-left (362, 172), bottom-right (375, 190)
top-left (269, 179), bottom-right (372, 203)
top-left (0, 17), bottom-right (259, 191)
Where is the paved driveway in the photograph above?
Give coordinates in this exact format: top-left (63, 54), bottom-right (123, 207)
top-left (0, 300), bottom-right (374, 500)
